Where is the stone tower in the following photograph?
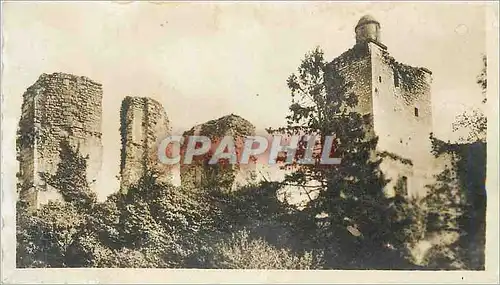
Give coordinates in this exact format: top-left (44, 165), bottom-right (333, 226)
top-left (329, 15), bottom-right (435, 197)
top-left (119, 96), bottom-right (171, 192)
top-left (17, 73), bottom-right (103, 208)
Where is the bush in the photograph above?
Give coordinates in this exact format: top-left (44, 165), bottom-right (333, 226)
top-left (204, 229), bottom-right (323, 269)
top-left (16, 201), bottom-right (85, 267)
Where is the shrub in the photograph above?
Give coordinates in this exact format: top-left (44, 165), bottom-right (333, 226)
top-left (205, 229), bottom-right (323, 269)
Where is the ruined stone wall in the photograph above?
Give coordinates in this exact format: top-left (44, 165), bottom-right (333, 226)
top-left (180, 114), bottom-right (256, 192)
top-left (370, 44), bottom-right (433, 162)
top-left (120, 96), bottom-right (171, 192)
top-left (17, 72), bottom-right (103, 208)
top-left (370, 43), bottom-right (434, 197)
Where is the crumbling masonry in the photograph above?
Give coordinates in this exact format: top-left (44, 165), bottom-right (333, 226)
top-left (17, 72), bottom-right (103, 208)
top-left (119, 96), bottom-right (171, 193)
top-left (180, 114), bottom-right (256, 192)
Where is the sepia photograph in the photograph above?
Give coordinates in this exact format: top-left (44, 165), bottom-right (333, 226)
top-left (1, 1), bottom-right (499, 283)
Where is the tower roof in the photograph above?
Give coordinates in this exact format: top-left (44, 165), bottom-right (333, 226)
top-left (356, 15), bottom-right (379, 28)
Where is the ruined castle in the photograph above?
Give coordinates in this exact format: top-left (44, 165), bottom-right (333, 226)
top-left (16, 15), bottom-right (445, 207)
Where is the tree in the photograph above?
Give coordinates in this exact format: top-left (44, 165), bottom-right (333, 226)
top-left (64, 169), bottom-right (212, 268)
top-left (425, 55), bottom-right (488, 269)
top-left (426, 134), bottom-right (487, 270)
top-left (452, 54), bottom-right (487, 143)
top-left (16, 201), bottom-right (85, 267)
top-left (268, 46), bottom-right (398, 268)
top-left (477, 54), bottom-right (487, 99)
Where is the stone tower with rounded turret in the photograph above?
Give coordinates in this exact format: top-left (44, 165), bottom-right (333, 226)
top-left (328, 15), bottom-right (440, 198)
top-left (355, 15), bottom-right (381, 44)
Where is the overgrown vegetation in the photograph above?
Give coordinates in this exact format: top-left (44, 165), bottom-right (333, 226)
top-left (16, 48), bottom-right (487, 270)
top-left (382, 52), bottom-right (428, 95)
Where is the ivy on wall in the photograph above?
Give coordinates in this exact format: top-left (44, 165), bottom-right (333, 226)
top-left (377, 150), bottom-right (413, 166)
top-left (382, 52), bottom-right (428, 105)
top-left (119, 97), bottom-right (134, 176)
top-left (330, 43), bottom-right (370, 70)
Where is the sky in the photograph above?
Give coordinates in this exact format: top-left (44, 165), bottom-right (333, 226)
top-left (1, 2), bottom-right (488, 200)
